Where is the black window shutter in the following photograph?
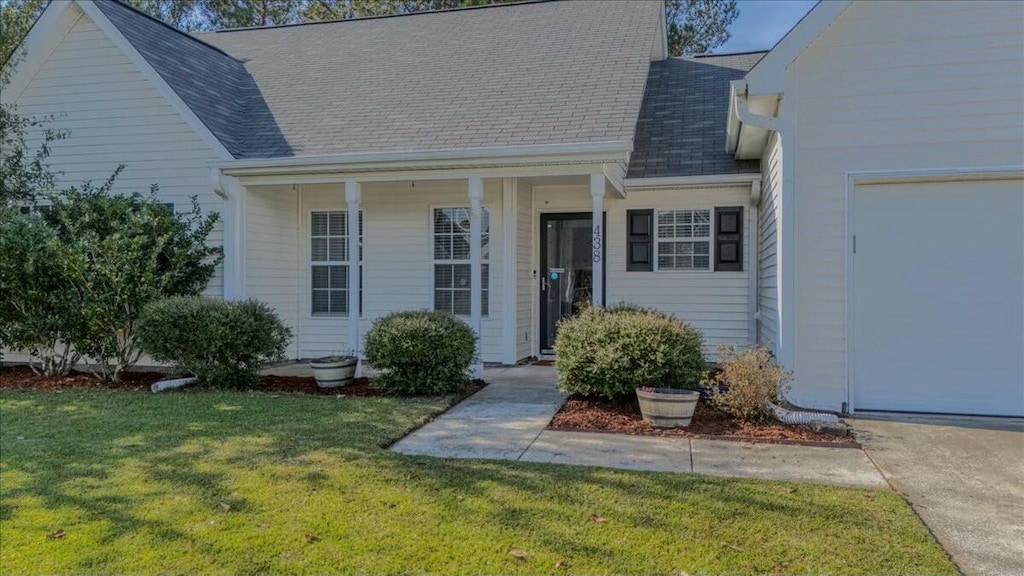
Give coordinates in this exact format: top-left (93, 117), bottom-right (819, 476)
top-left (715, 206), bottom-right (743, 272)
top-left (626, 209), bottom-right (653, 271)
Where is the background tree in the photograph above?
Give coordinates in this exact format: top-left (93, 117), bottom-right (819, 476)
top-left (665, 0), bottom-right (739, 56)
top-left (2, 0), bottom-right (738, 55)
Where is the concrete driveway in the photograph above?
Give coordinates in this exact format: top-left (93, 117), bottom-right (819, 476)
top-left (852, 413), bottom-right (1024, 576)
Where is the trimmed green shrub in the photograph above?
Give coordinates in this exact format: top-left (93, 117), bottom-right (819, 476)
top-left (710, 345), bottom-right (792, 423)
top-left (554, 304), bottom-right (706, 399)
top-left (364, 310), bottom-right (476, 396)
top-left (138, 296), bottom-right (292, 388)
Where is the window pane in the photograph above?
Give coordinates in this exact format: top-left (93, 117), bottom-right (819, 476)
top-left (434, 235), bottom-right (452, 260)
top-left (452, 234), bottom-right (471, 259)
top-left (311, 212), bottom-right (329, 236)
top-left (329, 265), bottom-right (347, 290)
top-left (435, 264), bottom-right (454, 289)
top-left (434, 289), bottom-right (452, 313)
top-left (312, 266), bottom-right (329, 289)
top-left (328, 236), bottom-right (346, 261)
top-left (328, 212), bottom-right (347, 236)
top-left (435, 208), bottom-right (453, 233)
top-left (694, 255), bottom-right (710, 269)
top-left (482, 264), bottom-right (489, 290)
top-left (312, 289), bottom-right (329, 314)
top-left (482, 289), bottom-right (489, 316)
top-left (329, 290), bottom-right (348, 315)
top-left (694, 241), bottom-right (710, 255)
top-left (311, 238), bottom-right (329, 262)
top-left (453, 263), bottom-right (471, 289)
top-left (452, 290), bottom-right (471, 316)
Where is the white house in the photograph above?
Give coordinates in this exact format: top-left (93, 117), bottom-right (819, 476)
top-left (4, 0), bottom-right (1022, 416)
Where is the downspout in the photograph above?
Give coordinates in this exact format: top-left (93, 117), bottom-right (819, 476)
top-left (734, 90), bottom-right (796, 374)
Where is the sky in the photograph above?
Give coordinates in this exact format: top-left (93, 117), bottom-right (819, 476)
top-left (715, 0), bottom-right (819, 54)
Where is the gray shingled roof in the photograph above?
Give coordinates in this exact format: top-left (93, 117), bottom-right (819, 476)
top-left (95, 0), bottom-right (662, 159)
top-left (626, 51), bottom-right (765, 179)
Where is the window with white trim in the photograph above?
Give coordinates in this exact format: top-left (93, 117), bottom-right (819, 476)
top-left (310, 211), bottom-right (362, 316)
top-left (433, 207), bottom-right (489, 316)
top-left (656, 209), bottom-right (711, 270)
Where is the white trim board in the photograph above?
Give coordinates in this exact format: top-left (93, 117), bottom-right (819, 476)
top-left (842, 165), bottom-right (1024, 412)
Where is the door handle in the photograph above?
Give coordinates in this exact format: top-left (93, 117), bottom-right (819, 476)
top-left (540, 275), bottom-right (549, 291)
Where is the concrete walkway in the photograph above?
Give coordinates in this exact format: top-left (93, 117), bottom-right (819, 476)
top-left (392, 365), bottom-right (887, 489)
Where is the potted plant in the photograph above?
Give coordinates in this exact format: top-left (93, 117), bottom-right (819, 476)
top-left (309, 354), bottom-right (357, 388)
top-left (635, 387), bottom-right (701, 428)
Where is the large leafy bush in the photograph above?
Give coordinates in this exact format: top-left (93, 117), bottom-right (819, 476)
top-left (710, 345), bottom-right (792, 423)
top-left (364, 310), bottom-right (476, 396)
top-left (554, 304), bottom-right (706, 399)
top-left (0, 213), bottom-right (85, 375)
top-left (138, 296), bottom-right (292, 388)
top-left (43, 183), bottom-right (221, 382)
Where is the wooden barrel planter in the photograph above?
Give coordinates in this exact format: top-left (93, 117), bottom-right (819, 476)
top-left (309, 356), bottom-right (358, 388)
top-left (635, 387), bottom-right (700, 428)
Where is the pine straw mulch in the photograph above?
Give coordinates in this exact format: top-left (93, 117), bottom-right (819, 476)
top-left (1, 365), bottom-right (486, 399)
top-left (549, 394), bottom-right (859, 447)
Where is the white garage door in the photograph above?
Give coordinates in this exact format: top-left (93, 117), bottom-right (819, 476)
top-left (852, 178), bottom-right (1024, 416)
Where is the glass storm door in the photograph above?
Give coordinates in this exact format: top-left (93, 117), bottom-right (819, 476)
top-left (539, 212), bottom-right (604, 353)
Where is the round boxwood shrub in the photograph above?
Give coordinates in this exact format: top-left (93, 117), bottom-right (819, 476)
top-left (138, 296), bottom-right (292, 388)
top-left (364, 310), bottom-right (476, 396)
top-left (554, 304), bottom-right (706, 399)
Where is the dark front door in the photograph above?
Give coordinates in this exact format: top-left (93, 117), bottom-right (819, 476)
top-left (539, 212), bottom-right (604, 353)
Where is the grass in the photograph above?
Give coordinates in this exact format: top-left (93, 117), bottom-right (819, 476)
top-left (0, 389), bottom-right (955, 575)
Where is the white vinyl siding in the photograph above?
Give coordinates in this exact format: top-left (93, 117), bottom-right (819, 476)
top-left (4, 12), bottom-right (225, 297)
top-left (656, 209), bottom-right (711, 270)
top-left (757, 133), bottom-right (781, 353)
top-left (785, 0), bottom-right (1024, 411)
top-left (432, 207), bottom-right (490, 316)
top-left (310, 211), bottom-right (362, 316)
top-left (531, 184), bottom-right (755, 357)
top-left (246, 186), bottom-right (299, 359)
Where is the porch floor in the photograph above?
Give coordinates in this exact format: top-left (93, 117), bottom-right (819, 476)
top-left (391, 365), bottom-right (888, 488)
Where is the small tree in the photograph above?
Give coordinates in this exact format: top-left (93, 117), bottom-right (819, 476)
top-left (46, 181), bottom-right (222, 382)
top-left (0, 212), bottom-right (85, 375)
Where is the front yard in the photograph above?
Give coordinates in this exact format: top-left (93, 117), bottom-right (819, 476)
top-left (0, 389), bottom-right (955, 575)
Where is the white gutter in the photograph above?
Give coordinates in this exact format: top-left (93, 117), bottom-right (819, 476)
top-left (214, 141), bottom-right (633, 176)
top-left (623, 173), bottom-right (761, 191)
top-left (732, 86), bottom-right (797, 376)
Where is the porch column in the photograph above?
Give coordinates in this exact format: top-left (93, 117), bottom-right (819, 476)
top-left (345, 181), bottom-right (361, 367)
top-left (590, 173), bottom-right (604, 307)
top-left (468, 177), bottom-right (484, 379)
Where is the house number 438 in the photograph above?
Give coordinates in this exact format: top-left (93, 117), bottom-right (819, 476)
top-left (592, 224), bottom-right (602, 263)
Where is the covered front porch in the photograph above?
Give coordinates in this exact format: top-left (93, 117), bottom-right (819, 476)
top-left (212, 144), bottom-right (630, 369)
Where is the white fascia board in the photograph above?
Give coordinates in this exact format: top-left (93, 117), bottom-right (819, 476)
top-left (2, 1), bottom-right (83, 104)
top-left (624, 173), bottom-right (762, 192)
top-left (215, 141), bottom-right (633, 175)
top-left (76, 0), bottom-right (234, 160)
top-left (743, 0), bottom-right (852, 94)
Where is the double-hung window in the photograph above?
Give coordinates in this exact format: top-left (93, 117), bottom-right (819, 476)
top-left (656, 209), bottom-right (711, 270)
top-left (433, 207), bottom-right (489, 316)
top-left (310, 211), bottom-right (362, 316)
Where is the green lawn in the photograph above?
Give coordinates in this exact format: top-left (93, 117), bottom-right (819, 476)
top-left (1, 389), bottom-right (954, 575)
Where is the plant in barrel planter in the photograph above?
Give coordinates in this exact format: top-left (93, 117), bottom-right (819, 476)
top-left (554, 304), bottom-right (706, 428)
top-left (310, 354), bottom-right (358, 388)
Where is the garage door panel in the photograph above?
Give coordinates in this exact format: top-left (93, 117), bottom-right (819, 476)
top-left (853, 178), bottom-right (1024, 416)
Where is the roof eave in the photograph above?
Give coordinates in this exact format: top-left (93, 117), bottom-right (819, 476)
top-left (214, 141), bottom-right (634, 177)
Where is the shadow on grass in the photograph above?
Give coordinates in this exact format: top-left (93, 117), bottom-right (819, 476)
top-left (0, 389), bottom-right (954, 574)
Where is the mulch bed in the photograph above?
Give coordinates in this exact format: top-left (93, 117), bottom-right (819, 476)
top-left (1, 365), bottom-right (486, 398)
top-left (549, 394), bottom-right (858, 447)
top-left (0, 365), bottom-right (165, 391)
